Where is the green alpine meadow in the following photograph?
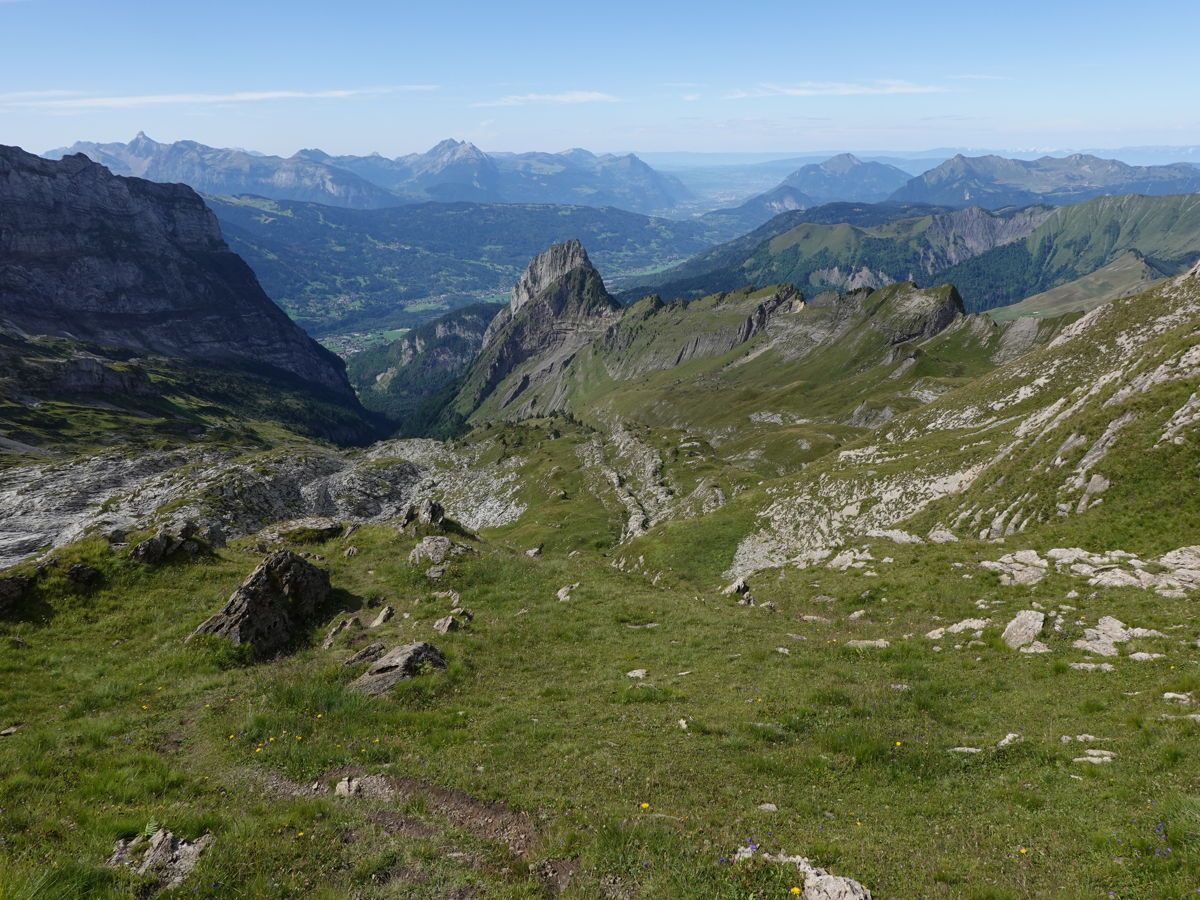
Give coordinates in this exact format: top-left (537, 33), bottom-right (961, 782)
top-left (4, 4), bottom-right (1200, 896)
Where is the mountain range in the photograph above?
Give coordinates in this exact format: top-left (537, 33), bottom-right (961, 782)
top-left (890, 153), bottom-right (1200, 208)
top-left (632, 193), bottom-right (1200, 312)
top-left (48, 134), bottom-right (693, 215)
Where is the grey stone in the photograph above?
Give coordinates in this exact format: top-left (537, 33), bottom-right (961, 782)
top-left (189, 551), bottom-right (331, 659)
top-left (349, 642), bottom-right (447, 695)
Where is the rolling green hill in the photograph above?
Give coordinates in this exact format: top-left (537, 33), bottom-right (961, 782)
top-left (635, 193), bottom-right (1200, 314)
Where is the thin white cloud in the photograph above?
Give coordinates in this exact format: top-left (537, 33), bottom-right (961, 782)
top-left (473, 91), bottom-right (619, 108)
top-left (0, 89), bottom-right (83, 101)
top-left (682, 93), bottom-right (702, 102)
top-left (949, 74), bottom-right (1010, 81)
top-left (3, 85), bottom-right (437, 110)
top-left (727, 80), bottom-right (947, 99)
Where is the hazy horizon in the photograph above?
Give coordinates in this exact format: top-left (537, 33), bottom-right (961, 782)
top-left (4, 0), bottom-right (1199, 157)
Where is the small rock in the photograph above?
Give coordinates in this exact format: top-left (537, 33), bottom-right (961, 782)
top-left (525, 546), bottom-right (542, 558)
top-left (626, 669), bottom-right (647, 679)
top-left (335, 776), bottom-right (361, 797)
top-left (1001, 611), bottom-right (1044, 649)
top-left (343, 642), bottom-right (386, 667)
top-left (65, 562), bottom-right (102, 589)
top-left (0, 574), bottom-right (34, 615)
top-left (557, 583), bottom-right (579, 602)
top-left (846, 639), bottom-right (889, 649)
top-left (1070, 662), bottom-right (1114, 672)
top-left (343, 546), bottom-right (359, 558)
top-left (370, 606), bottom-right (395, 628)
top-left (1129, 652), bottom-right (1164, 661)
top-left (409, 536), bottom-right (454, 566)
top-left (949, 747), bottom-right (982, 754)
top-left (996, 732), bottom-right (1021, 749)
top-left (847, 609), bottom-right (865, 621)
top-left (1021, 640), bottom-right (1052, 654)
top-left (321, 616), bottom-right (360, 650)
top-left (757, 802), bottom-right (778, 812)
top-left (349, 642), bottom-right (447, 695)
top-left (1074, 749), bottom-right (1116, 764)
top-left (723, 578), bottom-right (749, 596)
top-left (433, 615), bottom-right (466, 635)
top-left (0, 725), bottom-right (19, 737)
top-left (107, 829), bottom-right (212, 890)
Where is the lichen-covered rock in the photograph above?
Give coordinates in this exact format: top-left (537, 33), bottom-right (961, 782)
top-left (189, 551), bottom-right (330, 659)
top-left (349, 642), bottom-right (447, 695)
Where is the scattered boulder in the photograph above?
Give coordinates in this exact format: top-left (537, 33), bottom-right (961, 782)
top-left (397, 498), bottom-right (445, 531)
top-left (189, 551), bottom-right (331, 660)
top-left (1070, 661), bottom-right (1114, 672)
top-left (349, 642), bottom-right (447, 695)
top-left (981, 550), bottom-right (1047, 586)
top-left (557, 583), bottom-right (580, 602)
top-left (846, 639), bottom-right (889, 649)
top-left (754, 850), bottom-right (872, 899)
top-left (1074, 749), bottom-right (1116, 764)
top-left (321, 616), bottom-right (360, 650)
top-left (1073, 616), bottom-right (1164, 656)
top-left (107, 828), bottom-right (212, 891)
top-left (433, 613), bottom-right (469, 634)
top-left (626, 669), bottom-right (648, 679)
top-left (723, 578), bottom-right (750, 596)
top-left (926, 618), bottom-right (990, 640)
top-left (525, 546), bottom-right (542, 558)
top-left (344, 642), bottom-right (386, 667)
top-left (0, 574), bottom-right (33, 615)
top-left (1001, 610), bottom-right (1044, 649)
top-left (65, 563), bottom-right (102, 590)
top-left (130, 520), bottom-right (222, 565)
top-left (409, 536), bottom-right (456, 567)
top-left (369, 605), bottom-right (395, 628)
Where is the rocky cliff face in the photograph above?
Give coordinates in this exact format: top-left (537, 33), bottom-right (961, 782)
top-left (0, 145), bottom-right (357, 400)
top-left (454, 240), bottom-right (621, 416)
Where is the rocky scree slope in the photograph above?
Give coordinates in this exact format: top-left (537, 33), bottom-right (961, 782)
top-left (725, 265), bottom-right (1200, 577)
top-left (0, 145), bottom-right (358, 402)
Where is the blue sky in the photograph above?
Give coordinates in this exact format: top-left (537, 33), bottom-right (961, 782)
top-left (2, 0), bottom-right (1198, 156)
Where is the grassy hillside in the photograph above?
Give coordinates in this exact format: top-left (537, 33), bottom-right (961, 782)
top-left (635, 194), bottom-right (1200, 316)
top-left (4, 263), bottom-right (1200, 897)
top-left (941, 194), bottom-right (1200, 311)
top-left (989, 251), bottom-right (1168, 322)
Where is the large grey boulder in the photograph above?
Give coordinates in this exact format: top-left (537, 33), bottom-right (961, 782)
top-left (349, 642), bottom-right (447, 695)
top-left (189, 551), bottom-right (330, 659)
